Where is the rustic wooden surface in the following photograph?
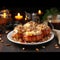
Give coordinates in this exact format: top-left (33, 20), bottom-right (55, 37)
top-left (0, 30), bottom-right (60, 52)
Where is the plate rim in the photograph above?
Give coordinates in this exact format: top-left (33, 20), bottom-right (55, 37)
top-left (7, 31), bottom-right (54, 45)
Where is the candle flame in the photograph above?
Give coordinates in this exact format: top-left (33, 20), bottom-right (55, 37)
top-left (38, 10), bottom-right (41, 15)
top-left (3, 13), bottom-right (7, 18)
top-left (15, 12), bottom-right (23, 20)
top-left (18, 13), bottom-right (20, 16)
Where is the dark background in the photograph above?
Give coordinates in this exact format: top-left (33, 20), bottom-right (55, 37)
top-left (0, 0), bottom-right (59, 21)
top-left (0, 0), bottom-right (60, 11)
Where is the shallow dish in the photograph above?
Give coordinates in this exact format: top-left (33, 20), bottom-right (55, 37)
top-left (7, 31), bottom-right (54, 45)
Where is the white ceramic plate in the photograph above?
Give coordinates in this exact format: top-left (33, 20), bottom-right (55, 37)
top-left (7, 31), bottom-right (54, 45)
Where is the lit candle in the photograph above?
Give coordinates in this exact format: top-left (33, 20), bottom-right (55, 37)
top-left (2, 13), bottom-right (7, 18)
top-left (38, 10), bottom-right (42, 15)
top-left (15, 13), bottom-right (23, 20)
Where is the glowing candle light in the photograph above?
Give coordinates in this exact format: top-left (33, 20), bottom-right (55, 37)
top-left (38, 10), bottom-right (42, 15)
top-left (2, 13), bottom-right (7, 18)
top-left (15, 13), bottom-right (23, 20)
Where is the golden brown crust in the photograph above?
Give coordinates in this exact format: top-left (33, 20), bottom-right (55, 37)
top-left (12, 21), bottom-right (51, 42)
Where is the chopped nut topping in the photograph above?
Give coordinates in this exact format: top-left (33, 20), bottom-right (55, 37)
top-left (55, 46), bottom-right (59, 49)
top-left (0, 34), bottom-right (2, 37)
top-left (35, 48), bottom-right (39, 52)
top-left (22, 48), bottom-right (25, 50)
top-left (0, 40), bottom-right (4, 43)
top-left (5, 44), bottom-right (11, 46)
top-left (54, 44), bottom-right (59, 48)
top-left (0, 38), bottom-right (2, 40)
top-left (42, 46), bottom-right (45, 48)
top-left (54, 44), bottom-right (58, 47)
top-left (5, 31), bottom-right (9, 33)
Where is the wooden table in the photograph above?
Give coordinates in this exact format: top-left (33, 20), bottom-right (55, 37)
top-left (0, 30), bottom-right (60, 52)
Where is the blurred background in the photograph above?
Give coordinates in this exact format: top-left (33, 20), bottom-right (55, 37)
top-left (0, 0), bottom-right (60, 10)
top-left (0, 0), bottom-right (60, 33)
top-left (0, 0), bottom-right (60, 17)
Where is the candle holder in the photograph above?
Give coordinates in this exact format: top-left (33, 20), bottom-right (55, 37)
top-left (14, 13), bottom-right (24, 24)
top-left (0, 9), bottom-right (12, 33)
top-left (15, 13), bottom-right (23, 20)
